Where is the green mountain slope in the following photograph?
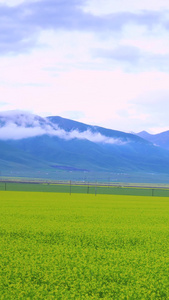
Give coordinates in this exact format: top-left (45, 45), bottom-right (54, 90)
top-left (0, 140), bottom-right (49, 172)
top-left (6, 134), bottom-right (169, 174)
top-left (1, 113), bottom-right (169, 180)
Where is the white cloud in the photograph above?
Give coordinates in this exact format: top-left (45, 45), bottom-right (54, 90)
top-left (0, 0), bottom-right (169, 135)
top-left (64, 129), bottom-right (126, 144)
top-left (0, 123), bottom-right (45, 139)
top-left (1, 68), bottom-right (169, 133)
top-left (121, 23), bottom-right (169, 55)
top-left (0, 0), bottom-right (26, 5)
top-left (0, 111), bottom-right (126, 144)
top-left (84, 0), bottom-right (169, 15)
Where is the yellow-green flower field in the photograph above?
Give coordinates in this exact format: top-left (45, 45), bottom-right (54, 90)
top-left (0, 191), bottom-right (169, 299)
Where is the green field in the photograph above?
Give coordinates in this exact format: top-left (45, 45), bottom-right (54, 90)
top-left (0, 191), bottom-right (169, 299)
top-left (1, 181), bottom-right (169, 197)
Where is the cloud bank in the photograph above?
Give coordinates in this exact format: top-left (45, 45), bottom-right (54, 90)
top-left (0, 111), bottom-right (126, 145)
top-left (94, 45), bottom-right (169, 72)
top-left (0, 0), bottom-right (166, 55)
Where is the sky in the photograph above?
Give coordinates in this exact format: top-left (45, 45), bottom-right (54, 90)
top-left (0, 0), bottom-right (169, 134)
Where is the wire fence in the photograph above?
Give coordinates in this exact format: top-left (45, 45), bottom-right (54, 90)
top-left (1, 180), bottom-right (169, 197)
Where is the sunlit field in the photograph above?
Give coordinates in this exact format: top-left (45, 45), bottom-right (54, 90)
top-left (0, 191), bottom-right (169, 299)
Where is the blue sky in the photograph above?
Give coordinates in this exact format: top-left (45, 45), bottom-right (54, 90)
top-left (0, 0), bottom-right (169, 133)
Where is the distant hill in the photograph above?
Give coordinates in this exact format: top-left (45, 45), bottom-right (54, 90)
top-left (1, 111), bottom-right (169, 181)
top-left (47, 116), bottom-right (146, 143)
top-left (137, 130), bottom-right (169, 150)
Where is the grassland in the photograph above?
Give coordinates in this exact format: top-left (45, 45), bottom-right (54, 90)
top-left (0, 191), bottom-right (169, 299)
top-left (1, 180), bottom-right (169, 197)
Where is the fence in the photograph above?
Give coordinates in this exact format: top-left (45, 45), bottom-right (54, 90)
top-left (1, 180), bottom-right (169, 197)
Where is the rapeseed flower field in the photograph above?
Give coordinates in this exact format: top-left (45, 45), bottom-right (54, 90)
top-left (0, 191), bottom-right (169, 299)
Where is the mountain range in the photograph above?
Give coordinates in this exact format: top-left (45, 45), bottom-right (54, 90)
top-left (136, 130), bottom-right (169, 150)
top-left (1, 111), bottom-right (169, 182)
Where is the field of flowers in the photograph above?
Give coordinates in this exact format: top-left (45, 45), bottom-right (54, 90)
top-left (0, 191), bottom-right (169, 299)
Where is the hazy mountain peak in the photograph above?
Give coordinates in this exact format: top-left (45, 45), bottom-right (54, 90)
top-left (1, 111), bottom-right (169, 177)
top-left (0, 110), bottom-right (48, 128)
top-left (136, 129), bottom-right (169, 150)
top-left (0, 110), bottom-right (139, 145)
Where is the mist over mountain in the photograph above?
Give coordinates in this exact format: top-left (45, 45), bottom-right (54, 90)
top-left (0, 111), bottom-right (132, 145)
top-left (1, 111), bottom-right (169, 182)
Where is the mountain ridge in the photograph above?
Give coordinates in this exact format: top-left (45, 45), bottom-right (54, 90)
top-left (1, 111), bottom-right (169, 181)
top-left (137, 130), bottom-right (169, 150)
top-left (47, 115), bottom-right (147, 143)
top-left (0, 110), bottom-right (148, 144)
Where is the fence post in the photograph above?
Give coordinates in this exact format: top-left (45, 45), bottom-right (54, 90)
top-left (70, 180), bottom-right (71, 195)
top-left (95, 182), bottom-right (97, 196)
top-left (87, 182), bottom-right (89, 194)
